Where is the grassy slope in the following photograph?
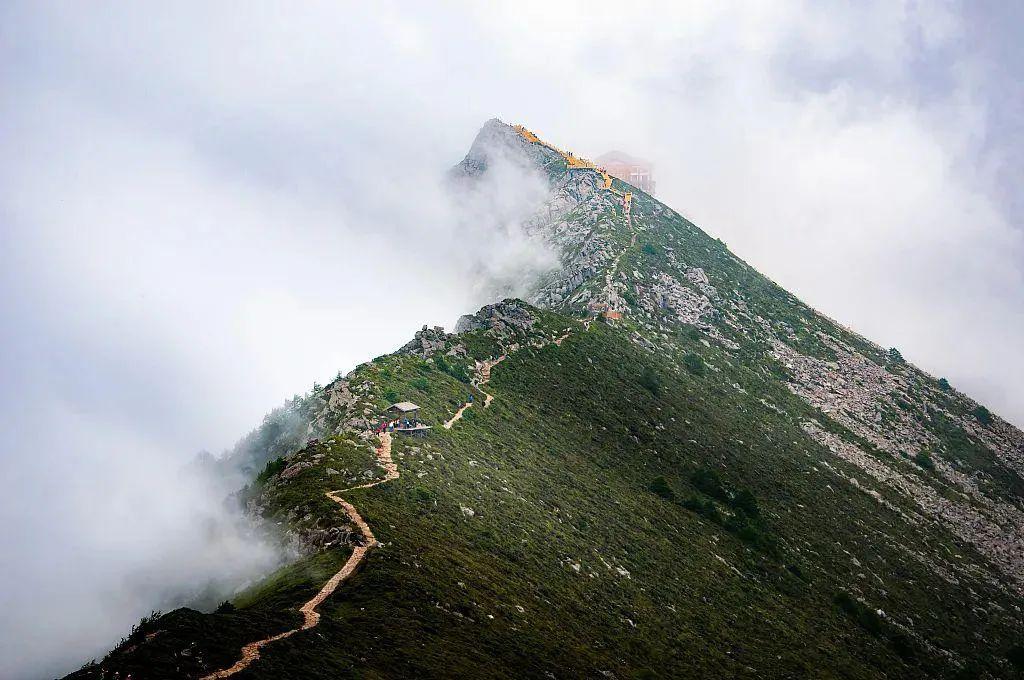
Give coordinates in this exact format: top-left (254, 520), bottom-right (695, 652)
top-left (77, 308), bottom-right (1023, 678)
top-left (69, 129), bottom-right (1024, 679)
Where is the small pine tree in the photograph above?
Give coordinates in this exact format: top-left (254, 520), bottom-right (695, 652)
top-left (937, 377), bottom-right (951, 392)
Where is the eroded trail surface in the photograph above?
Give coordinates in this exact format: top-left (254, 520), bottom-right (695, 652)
top-left (474, 355), bottom-right (507, 407)
top-left (202, 433), bottom-right (395, 679)
top-left (444, 402), bottom-right (472, 429)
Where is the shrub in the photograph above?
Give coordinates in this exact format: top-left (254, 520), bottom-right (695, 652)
top-left (412, 486), bottom-right (435, 503)
top-left (411, 377), bottom-right (431, 391)
top-left (731, 489), bottom-right (760, 516)
top-left (681, 496), bottom-right (722, 523)
top-left (833, 591), bottom-right (883, 637)
top-left (384, 389), bottom-right (400, 404)
top-left (639, 367), bottom-right (661, 395)
top-left (937, 377), bottom-right (951, 392)
top-left (256, 457), bottom-right (286, 486)
top-left (641, 243), bottom-right (658, 256)
top-left (973, 405), bottom-right (993, 426)
top-left (683, 353), bottom-right (705, 376)
top-left (913, 451), bottom-right (935, 470)
top-left (435, 355), bottom-right (471, 383)
top-left (214, 601), bottom-right (236, 614)
top-left (649, 475), bottom-right (675, 501)
top-left (691, 468), bottom-right (728, 502)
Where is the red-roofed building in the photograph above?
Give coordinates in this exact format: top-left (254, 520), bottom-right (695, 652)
top-left (596, 151), bottom-right (655, 194)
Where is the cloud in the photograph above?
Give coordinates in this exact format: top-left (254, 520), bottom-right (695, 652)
top-left (1, 1), bottom-right (1022, 677)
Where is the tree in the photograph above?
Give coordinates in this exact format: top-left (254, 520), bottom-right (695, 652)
top-left (887, 347), bottom-right (905, 365)
top-left (937, 377), bottom-right (951, 392)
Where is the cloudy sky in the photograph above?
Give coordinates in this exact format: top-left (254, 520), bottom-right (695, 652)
top-left (1, 2), bottom-right (1022, 677)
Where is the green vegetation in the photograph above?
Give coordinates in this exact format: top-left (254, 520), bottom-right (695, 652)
top-left (70, 125), bottom-right (1024, 680)
top-left (649, 475), bottom-right (674, 500)
top-left (682, 352), bottom-right (705, 376)
top-left (638, 366), bottom-right (661, 395)
top-left (974, 405), bottom-right (993, 425)
top-left (834, 591), bottom-right (917, 662)
top-left (913, 451), bottom-right (935, 471)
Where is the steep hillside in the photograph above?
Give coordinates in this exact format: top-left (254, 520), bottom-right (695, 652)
top-left (68, 121), bottom-right (1024, 679)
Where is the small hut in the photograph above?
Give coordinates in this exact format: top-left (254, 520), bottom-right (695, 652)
top-left (386, 402), bottom-right (432, 437)
top-left (387, 402), bottom-right (421, 421)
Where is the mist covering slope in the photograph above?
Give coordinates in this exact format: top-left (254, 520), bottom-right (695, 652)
top-left (68, 120), bottom-right (1024, 679)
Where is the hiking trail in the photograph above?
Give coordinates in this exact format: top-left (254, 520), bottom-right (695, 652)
top-left (201, 433), bottom-right (396, 679)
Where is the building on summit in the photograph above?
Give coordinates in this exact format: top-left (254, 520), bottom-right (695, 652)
top-left (595, 151), bottom-right (655, 194)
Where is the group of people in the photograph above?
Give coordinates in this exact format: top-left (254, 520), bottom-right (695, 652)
top-left (375, 417), bottom-right (416, 434)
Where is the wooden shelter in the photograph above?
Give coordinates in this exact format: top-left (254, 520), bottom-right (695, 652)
top-left (387, 401), bottom-right (421, 420)
top-left (385, 401), bottom-right (432, 436)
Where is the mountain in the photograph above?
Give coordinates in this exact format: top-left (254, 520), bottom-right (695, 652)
top-left (68, 120), bottom-right (1024, 679)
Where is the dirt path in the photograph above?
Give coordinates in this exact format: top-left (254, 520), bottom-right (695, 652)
top-left (444, 402), bottom-right (472, 429)
top-left (202, 433), bottom-right (395, 679)
top-left (473, 355), bottom-right (507, 407)
top-left (513, 123), bottom-right (637, 320)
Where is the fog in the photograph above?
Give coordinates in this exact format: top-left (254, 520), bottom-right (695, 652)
top-left (1, 2), bottom-right (1022, 677)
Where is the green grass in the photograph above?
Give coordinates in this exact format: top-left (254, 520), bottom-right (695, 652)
top-left (79, 310), bottom-right (1024, 678)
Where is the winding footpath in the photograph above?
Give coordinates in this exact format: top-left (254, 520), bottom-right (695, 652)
top-left (512, 123), bottom-right (633, 214)
top-left (444, 355), bottom-right (506, 427)
top-left (513, 124), bottom-right (635, 316)
top-left (201, 433), bottom-right (396, 679)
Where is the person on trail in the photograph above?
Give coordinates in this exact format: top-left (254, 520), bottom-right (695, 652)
top-left (468, 393), bottom-right (474, 403)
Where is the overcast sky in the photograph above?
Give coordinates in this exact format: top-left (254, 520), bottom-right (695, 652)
top-left (1, 2), bottom-right (1022, 677)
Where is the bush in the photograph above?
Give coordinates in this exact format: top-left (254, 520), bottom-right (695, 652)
top-left (913, 451), bottom-right (935, 470)
top-left (973, 405), bottom-right (993, 426)
top-left (681, 496), bottom-right (722, 523)
top-left (683, 353), bottom-right (705, 376)
top-left (937, 377), bottom-right (951, 392)
top-left (691, 468), bottom-right (728, 502)
top-left (641, 243), bottom-right (658, 256)
top-left (732, 489), bottom-right (760, 516)
top-left (649, 475), bottom-right (675, 501)
top-left (214, 601), bottom-right (236, 614)
top-left (435, 355), bottom-right (471, 383)
top-left (384, 389), bottom-right (400, 404)
top-left (639, 367), bottom-right (661, 395)
top-left (256, 457), bottom-right (286, 486)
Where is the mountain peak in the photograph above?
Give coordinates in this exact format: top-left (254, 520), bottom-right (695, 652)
top-left (69, 122), bottom-right (1024, 680)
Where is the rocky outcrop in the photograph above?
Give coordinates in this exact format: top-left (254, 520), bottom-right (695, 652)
top-left (400, 325), bottom-right (458, 358)
top-left (455, 299), bottom-right (537, 340)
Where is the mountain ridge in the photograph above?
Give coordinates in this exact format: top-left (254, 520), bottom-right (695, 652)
top-left (68, 119), bottom-right (1024, 679)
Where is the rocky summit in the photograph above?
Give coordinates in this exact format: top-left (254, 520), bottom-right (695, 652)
top-left (70, 120), bottom-right (1024, 679)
